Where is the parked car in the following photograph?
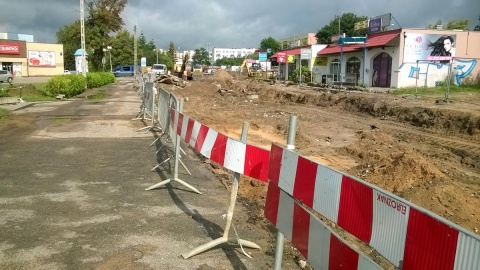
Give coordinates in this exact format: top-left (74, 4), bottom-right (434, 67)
top-left (0, 70), bottom-right (13, 84)
top-left (113, 65), bottom-right (135, 77)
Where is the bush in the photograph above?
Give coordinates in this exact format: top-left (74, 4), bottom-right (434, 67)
top-left (289, 66), bottom-right (314, 83)
top-left (45, 72), bottom-right (115, 98)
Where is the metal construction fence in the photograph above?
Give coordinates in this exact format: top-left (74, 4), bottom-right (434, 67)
top-left (133, 75), bottom-right (480, 269)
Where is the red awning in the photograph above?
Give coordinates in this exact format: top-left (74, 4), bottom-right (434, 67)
top-left (317, 45), bottom-right (363, 55)
top-left (317, 29), bottom-right (401, 55)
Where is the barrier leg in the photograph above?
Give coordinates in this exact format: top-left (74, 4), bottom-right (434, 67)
top-left (150, 157), bottom-right (171, 171)
top-left (182, 122), bottom-right (260, 259)
top-left (179, 158), bottom-right (192, 175)
top-left (146, 99), bottom-right (201, 194)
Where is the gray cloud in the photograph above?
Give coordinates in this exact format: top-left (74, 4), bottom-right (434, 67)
top-left (1, 0), bottom-right (478, 50)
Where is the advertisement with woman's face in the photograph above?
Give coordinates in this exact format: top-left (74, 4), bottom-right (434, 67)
top-left (403, 34), bottom-right (456, 63)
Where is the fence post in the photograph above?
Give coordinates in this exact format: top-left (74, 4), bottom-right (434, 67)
top-left (145, 98), bottom-right (201, 194)
top-left (182, 122), bottom-right (261, 259)
top-left (273, 115), bottom-right (297, 270)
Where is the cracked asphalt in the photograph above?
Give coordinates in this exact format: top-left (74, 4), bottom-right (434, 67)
top-left (0, 78), bottom-right (296, 270)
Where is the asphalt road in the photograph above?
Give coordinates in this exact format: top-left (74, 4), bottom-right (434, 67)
top-left (0, 79), bottom-right (293, 269)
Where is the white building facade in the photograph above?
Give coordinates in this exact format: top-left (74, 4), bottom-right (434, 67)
top-left (212, 48), bottom-right (257, 62)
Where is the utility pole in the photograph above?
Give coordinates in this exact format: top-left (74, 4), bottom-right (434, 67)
top-left (80, 0), bottom-right (86, 77)
top-left (134, 25), bottom-right (137, 76)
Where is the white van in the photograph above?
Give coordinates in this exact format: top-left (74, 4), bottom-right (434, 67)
top-left (152, 64), bottom-right (167, 76)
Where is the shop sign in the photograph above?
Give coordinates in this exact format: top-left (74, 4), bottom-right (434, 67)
top-left (369, 17), bottom-right (382, 33)
top-left (300, 49), bottom-right (312, 60)
top-left (0, 44), bottom-right (20, 55)
top-left (287, 55), bottom-right (295, 63)
top-left (314, 57), bottom-right (328, 66)
top-left (28, 51), bottom-right (56, 67)
top-left (277, 52), bottom-right (286, 63)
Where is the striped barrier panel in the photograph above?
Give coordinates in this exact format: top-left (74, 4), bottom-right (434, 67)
top-left (264, 181), bottom-right (383, 269)
top-left (267, 143), bottom-right (480, 269)
top-left (170, 109), bottom-right (270, 182)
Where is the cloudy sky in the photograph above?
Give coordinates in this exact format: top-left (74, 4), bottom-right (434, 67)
top-left (1, 0), bottom-right (479, 50)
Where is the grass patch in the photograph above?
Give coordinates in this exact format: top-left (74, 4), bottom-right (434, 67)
top-left (53, 118), bottom-right (72, 125)
top-left (392, 85), bottom-right (480, 96)
top-left (0, 108), bottom-right (11, 120)
top-left (0, 84), bottom-right (55, 102)
top-left (87, 90), bottom-right (108, 100)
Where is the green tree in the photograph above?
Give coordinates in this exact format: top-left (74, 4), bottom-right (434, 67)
top-left (192, 48), bottom-right (210, 65)
top-left (315, 13), bottom-right (368, 44)
top-left (157, 52), bottom-right (174, 71)
top-left (259, 37), bottom-right (281, 58)
top-left (110, 29), bottom-right (134, 68)
top-left (136, 33), bottom-right (156, 66)
top-left (85, 0), bottom-right (128, 70)
top-left (167, 42), bottom-right (176, 64)
top-left (56, 22), bottom-right (81, 70)
top-left (427, 19), bottom-right (470, 30)
top-left (214, 57), bottom-right (244, 66)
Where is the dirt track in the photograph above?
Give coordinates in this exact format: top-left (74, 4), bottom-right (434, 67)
top-left (161, 70), bottom-right (480, 244)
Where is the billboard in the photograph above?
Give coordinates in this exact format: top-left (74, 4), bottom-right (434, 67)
top-left (404, 34), bottom-right (456, 63)
top-left (369, 18), bottom-right (382, 33)
top-left (28, 51), bottom-right (56, 67)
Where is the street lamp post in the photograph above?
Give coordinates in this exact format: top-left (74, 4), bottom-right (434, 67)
top-left (107, 46), bottom-right (112, 72)
top-left (207, 42), bottom-right (210, 65)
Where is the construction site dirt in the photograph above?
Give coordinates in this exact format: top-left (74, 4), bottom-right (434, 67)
top-left (160, 70), bottom-right (480, 267)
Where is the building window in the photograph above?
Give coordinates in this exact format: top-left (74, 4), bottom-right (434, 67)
top-left (346, 57), bottom-right (361, 84)
top-left (330, 58), bottom-right (340, 75)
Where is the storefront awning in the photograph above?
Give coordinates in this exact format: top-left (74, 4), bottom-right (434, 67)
top-left (317, 29), bottom-right (401, 55)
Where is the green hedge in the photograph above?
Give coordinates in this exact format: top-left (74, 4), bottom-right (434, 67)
top-left (45, 72), bottom-right (115, 98)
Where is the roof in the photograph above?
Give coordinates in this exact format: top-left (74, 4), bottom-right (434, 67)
top-left (317, 45), bottom-right (363, 55)
top-left (74, 49), bottom-right (88, 56)
top-left (317, 29), bottom-right (401, 55)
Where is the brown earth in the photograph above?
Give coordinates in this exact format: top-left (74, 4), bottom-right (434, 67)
top-left (158, 70), bottom-right (480, 268)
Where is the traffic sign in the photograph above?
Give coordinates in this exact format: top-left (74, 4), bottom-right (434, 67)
top-left (259, 52), bottom-right (267, 61)
top-left (301, 48), bottom-right (312, 60)
top-left (338, 37), bottom-right (367, 44)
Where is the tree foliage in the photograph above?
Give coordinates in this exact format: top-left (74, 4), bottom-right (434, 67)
top-left (259, 37), bottom-right (281, 58)
top-left (315, 13), bottom-right (368, 44)
top-left (57, 0), bottom-right (128, 72)
top-left (427, 19), bottom-right (470, 30)
top-left (192, 48), bottom-right (210, 65)
top-left (214, 57), bottom-right (244, 66)
top-left (167, 42), bottom-right (176, 64)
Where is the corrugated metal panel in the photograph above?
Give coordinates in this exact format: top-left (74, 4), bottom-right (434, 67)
top-left (454, 231), bottom-right (480, 270)
top-left (276, 190), bottom-right (295, 240)
top-left (337, 175), bottom-right (373, 244)
top-left (278, 149), bottom-right (298, 195)
top-left (403, 208), bottom-right (459, 270)
top-left (370, 190), bottom-right (409, 267)
top-left (312, 164), bottom-right (342, 223)
top-left (292, 156), bottom-right (317, 208)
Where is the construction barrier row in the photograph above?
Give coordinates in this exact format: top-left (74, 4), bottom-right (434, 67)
top-left (133, 75), bottom-right (480, 269)
top-left (170, 109), bottom-right (270, 182)
top-left (266, 143), bottom-right (480, 270)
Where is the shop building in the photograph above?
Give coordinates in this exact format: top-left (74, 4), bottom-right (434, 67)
top-left (272, 29), bottom-right (480, 88)
top-left (0, 39), bottom-right (65, 77)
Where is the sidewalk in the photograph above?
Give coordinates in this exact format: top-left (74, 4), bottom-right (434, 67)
top-left (0, 80), bottom-right (295, 269)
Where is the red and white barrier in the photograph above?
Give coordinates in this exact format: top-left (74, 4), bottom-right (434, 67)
top-left (267, 143), bottom-right (480, 269)
top-left (171, 109), bottom-right (270, 182)
top-left (264, 182), bottom-right (382, 269)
